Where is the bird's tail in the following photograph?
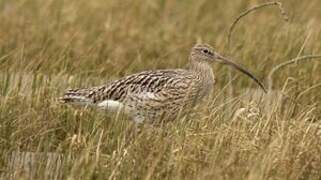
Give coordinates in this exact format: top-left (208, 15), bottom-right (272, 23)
top-left (59, 88), bottom-right (94, 106)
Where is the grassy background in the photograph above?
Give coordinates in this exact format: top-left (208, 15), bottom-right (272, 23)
top-left (0, 0), bottom-right (321, 179)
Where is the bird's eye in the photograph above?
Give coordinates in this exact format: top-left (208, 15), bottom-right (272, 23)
top-left (203, 49), bottom-right (209, 54)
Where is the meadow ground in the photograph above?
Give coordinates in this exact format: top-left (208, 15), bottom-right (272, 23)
top-left (0, 0), bottom-right (321, 179)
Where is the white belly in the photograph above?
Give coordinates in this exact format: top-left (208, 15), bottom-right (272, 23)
top-left (97, 100), bottom-right (124, 112)
top-left (97, 99), bottom-right (145, 123)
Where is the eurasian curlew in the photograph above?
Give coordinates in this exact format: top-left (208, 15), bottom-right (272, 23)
top-left (60, 44), bottom-right (266, 123)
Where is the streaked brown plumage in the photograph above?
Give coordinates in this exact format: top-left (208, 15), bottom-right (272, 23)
top-left (60, 44), bottom-right (266, 123)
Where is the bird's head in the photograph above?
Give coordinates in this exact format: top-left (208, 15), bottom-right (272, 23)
top-left (190, 43), bottom-right (267, 93)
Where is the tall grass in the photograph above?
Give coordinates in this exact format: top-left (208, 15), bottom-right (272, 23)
top-left (0, 0), bottom-right (321, 179)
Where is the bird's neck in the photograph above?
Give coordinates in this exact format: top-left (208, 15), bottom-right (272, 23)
top-left (189, 60), bottom-right (214, 79)
top-left (188, 60), bottom-right (215, 93)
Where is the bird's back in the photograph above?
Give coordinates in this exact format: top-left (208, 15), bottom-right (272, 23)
top-left (60, 69), bottom-right (205, 122)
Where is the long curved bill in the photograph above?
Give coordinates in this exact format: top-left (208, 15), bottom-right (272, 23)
top-left (216, 54), bottom-right (267, 93)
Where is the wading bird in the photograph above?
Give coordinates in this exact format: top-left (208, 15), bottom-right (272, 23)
top-left (60, 44), bottom-right (266, 123)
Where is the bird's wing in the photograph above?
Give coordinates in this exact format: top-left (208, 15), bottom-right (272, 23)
top-left (82, 69), bottom-right (198, 104)
top-left (96, 70), bottom-right (198, 101)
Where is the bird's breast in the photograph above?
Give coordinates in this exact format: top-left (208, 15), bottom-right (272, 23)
top-left (198, 71), bottom-right (215, 98)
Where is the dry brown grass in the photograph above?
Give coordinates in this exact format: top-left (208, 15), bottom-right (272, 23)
top-left (0, 0), bottom-right (321, 179)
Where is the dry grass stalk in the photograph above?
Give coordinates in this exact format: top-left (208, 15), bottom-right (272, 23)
top-left (268, 55), bottom-right (321, 91)
top-left (227, 1), bottom-right (289, 47)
